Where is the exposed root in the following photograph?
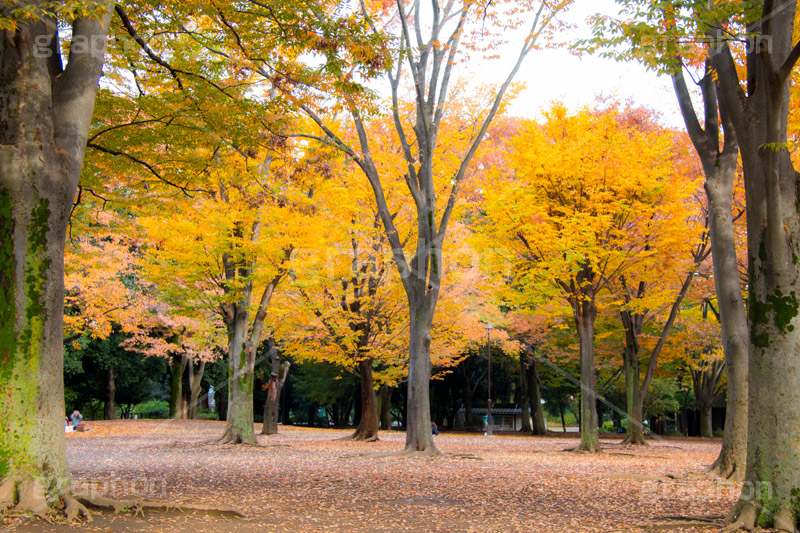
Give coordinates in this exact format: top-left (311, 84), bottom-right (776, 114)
top-left (0, 477), bottom-right (92, 523)
top-left (0, 477), bottom-right (16, 513)
top-left (63, 494), bottom-right (92, 523)
top-left (707, 459), bottom-right (745, 483)
top-left (341, 430), bottom-right (379, 442)
top-left (16, 480), bottom-right (50, 521)
top-left (348, 447), bottom-right (442, 459)
top-left (620, 435), bottom-right (648, 446)
top-left (76, 495), bottom-right (246, 518)
top-left (722, 501), bottom-right (756, 532)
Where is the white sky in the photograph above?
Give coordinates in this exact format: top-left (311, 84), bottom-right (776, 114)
top-left (474, 0), bottom-right (684, 128)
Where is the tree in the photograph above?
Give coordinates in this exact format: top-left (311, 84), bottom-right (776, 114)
top-left (710, 3), bottom-right (800, 528)
top-left (0, 1), bottom-right (111, 520)
top-left (478, 103), bottom-right (697, 452)
top-left (587, 0), bottom-right (750, 479)
top-left (286, 0), bottom-right (570, 454)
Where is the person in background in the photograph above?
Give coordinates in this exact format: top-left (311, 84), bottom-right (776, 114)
top-left (70, 410), bottom-right (82, 429)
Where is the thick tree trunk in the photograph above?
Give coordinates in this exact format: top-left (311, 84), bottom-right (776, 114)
top-left (221, 310), bottom-right (256, 444)
top-left (529, 358), bottom-right (547, 435)
top-left (713, 3), bottom-right (800, 527)
top-left (187, 360), bottom-right (205, 420)
top-left (169, 354), bottom-right (187, 419)
top-left (404, 305), bottom-right (437, 453)
top-left (379, 384), bottom-right (392, 430)
top-left (348, 359), bottom-right (379, 441)
top-left (574, 296), bottom-right (599, 452)
top-left (0, 6), bottom-right (111, 518)
top-left (104, 366), bottom-right (116, 420)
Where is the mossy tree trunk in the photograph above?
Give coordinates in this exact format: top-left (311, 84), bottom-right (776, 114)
top-left (220, 268), bottom-right (284, 444)
top-left (0, 3), bottom-right (111, 518)
top-left (714, 2), bottom-right (800, 528)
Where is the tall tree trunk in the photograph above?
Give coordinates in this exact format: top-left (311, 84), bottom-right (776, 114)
top-left (573, 286), bottom-right (599, 452)
top-left (0, 5), bottom-right (111, 517)
top-left (705, 155), bottom-right (748, 480)
top-left (519, 354), bottom-right (532, 433)
top-left (348, 359), bottom-right (379, 441)
top-left (187, 360), bottom-right (205, 420)
top-left (672, 52), bottom-right (748, 481)
top-left (529, 357), bottom-right (547, 435)
top-left (379, 384), bottom-right (392, 430)
top-left (404, 303), bottom-right (436, 453)
top-left (714, 3), bottom-right (800, 527)
top-left (169, 354), bottom-right (187, 419)
top-left (221, 309), bottom-right (255, 444)
top-left (623, 348), bottom-right (645, 445)
top-left (560, 404), bottom-right (567, 433)
top-left (104, 366), bottom-right (116, 420)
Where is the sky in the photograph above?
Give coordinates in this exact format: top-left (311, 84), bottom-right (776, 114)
top-left (476, 0), bottom-right (685, 128)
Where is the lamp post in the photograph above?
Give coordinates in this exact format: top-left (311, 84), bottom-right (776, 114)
top-left (486, 323), bottom-right (494, 436)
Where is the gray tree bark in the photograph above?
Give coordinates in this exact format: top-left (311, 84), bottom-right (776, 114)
top-left (0, 3), bottom-right (111, 519)
top-left (713, 2), bottom-right (800, 528)
top-left (261, 341), bottom-right (289, 436)
top-left (672, 53), bottom-right (748, 481)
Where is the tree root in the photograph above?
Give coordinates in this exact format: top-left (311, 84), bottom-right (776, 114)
top-left (340, 431), bottom-right (379, 442)
top-left (620, 435), bottom-right (648, 446)
top-left (0, 478), bottom-right (52, 522)
top-left (0, 477), bottom-right (94, 523)
top-left (63, 495), bottom-right (93, 523)
top-left (722, 501), bottom-right (756, 532)
top-left (707, 459), bottom-right (745, 483)
top-left (75, 494), bottom-right (246, 518)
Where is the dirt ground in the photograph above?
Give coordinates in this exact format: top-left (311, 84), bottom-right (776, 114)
top-left (2, 420), bottom-right (753, 532)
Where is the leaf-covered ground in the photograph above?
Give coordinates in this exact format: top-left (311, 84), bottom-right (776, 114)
top-left (6, 420), bottom-right (748, 532)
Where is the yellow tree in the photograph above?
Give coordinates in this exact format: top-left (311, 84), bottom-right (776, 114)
top-left (478, 102), bottom-right (701, 452)
top-left (136, 141), bottom-right (324, 443)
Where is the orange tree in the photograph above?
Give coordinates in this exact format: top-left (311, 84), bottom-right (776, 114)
top-left (476, 102), bottom-right (701, 452)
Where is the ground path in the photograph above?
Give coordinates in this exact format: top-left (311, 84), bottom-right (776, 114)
top-left (4, 420), bottom-right (749, 532)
